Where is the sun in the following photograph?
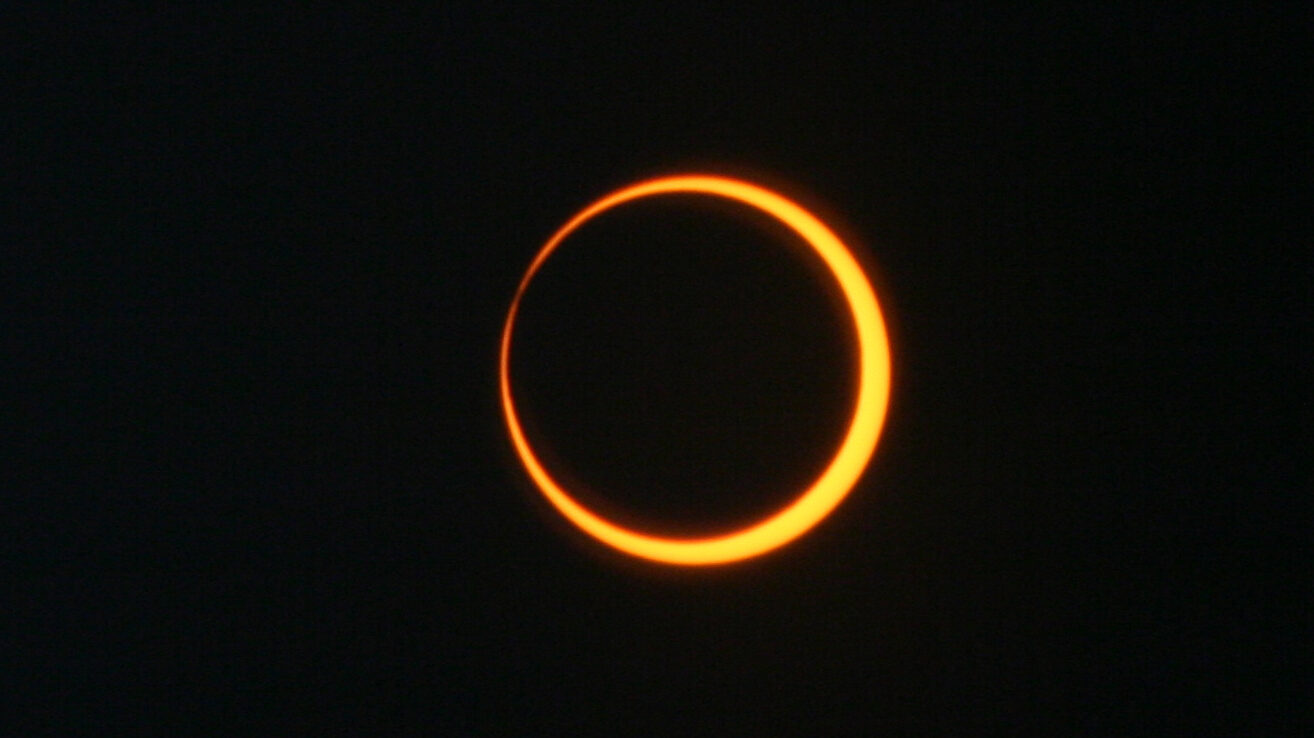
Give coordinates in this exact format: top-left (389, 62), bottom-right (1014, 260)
top-left (500, 174), bottom-right (891, 565)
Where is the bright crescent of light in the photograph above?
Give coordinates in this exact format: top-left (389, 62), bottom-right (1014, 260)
top-left (500, 174), bottom-right (892, 565)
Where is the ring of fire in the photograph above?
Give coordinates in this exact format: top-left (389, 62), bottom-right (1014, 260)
top-left (500, 175), bottom-right (891, 565)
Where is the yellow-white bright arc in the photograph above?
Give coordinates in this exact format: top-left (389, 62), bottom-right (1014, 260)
top-left (500, 174), bottom-right (891, 565)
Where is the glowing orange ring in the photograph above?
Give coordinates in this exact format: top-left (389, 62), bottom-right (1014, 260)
top-left (500, 175), bottom-right (891, 565)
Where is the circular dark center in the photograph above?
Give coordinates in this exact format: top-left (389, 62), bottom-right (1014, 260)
top-left (508, 193), bottom-right (857, 537)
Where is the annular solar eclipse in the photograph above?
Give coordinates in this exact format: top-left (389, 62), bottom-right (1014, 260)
top-left (500, 175), bottom-right (891, 565)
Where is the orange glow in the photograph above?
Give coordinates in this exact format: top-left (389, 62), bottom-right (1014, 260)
top-left (500, 175), bottom-right (891, 565)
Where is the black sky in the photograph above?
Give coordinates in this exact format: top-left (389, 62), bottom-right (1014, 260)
top-left (6, 5), bottom-right (1305, 734)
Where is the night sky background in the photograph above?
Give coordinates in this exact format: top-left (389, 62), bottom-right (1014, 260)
top-left (7, 6), bottom-right (1305, 734)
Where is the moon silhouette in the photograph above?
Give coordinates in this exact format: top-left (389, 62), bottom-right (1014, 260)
top-left (500, 175), bottom-right (891, 565)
